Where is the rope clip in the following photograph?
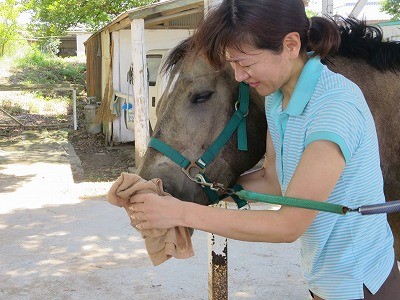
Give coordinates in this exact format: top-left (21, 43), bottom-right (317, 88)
top-left (194, 174), bottom-right (234, 195)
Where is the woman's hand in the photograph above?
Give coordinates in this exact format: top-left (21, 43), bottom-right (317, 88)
top-left (130, 194), bottom-right (185, 230)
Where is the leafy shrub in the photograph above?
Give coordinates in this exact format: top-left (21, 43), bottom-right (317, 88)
top-left (13, 48), bottom-right (86, 85)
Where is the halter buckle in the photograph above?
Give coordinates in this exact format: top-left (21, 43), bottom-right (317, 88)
top-left (181, 161), bottom-right (205, 182)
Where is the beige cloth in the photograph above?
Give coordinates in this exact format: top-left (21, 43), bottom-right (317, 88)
top-left (107, 172), bottom-right (194, 266)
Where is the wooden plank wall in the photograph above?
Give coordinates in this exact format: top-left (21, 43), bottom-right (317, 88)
top-left (85, 34), bottom-right (102, 103)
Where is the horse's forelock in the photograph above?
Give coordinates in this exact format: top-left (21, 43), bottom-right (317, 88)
top-left (162, 38), bottom-right (192, 74)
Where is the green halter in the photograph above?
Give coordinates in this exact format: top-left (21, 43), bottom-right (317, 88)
top-left (148, 82), bottom-right (250, 208)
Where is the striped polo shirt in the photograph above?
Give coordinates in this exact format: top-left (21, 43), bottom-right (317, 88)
top-left (265, 57), bottom-right (394, 299)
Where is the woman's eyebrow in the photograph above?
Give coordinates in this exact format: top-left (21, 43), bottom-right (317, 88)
top-left (225, 56), bottom-right (247, 63)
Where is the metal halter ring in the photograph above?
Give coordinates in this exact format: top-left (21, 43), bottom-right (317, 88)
top-left (235, 101), bottom-right (249, 117)
top-left (181, 161), bottom-right (205, 182)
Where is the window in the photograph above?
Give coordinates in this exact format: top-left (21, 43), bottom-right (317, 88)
top-left (147, 55), bottom-right (163, 86)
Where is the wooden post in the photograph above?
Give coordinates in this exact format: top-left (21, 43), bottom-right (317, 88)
top-left (203, 1), bottom-right (227, 299)
top-left (131, 19), bottom-right (150, 168)
top-left (208, 202), bottom-right (228, 300)
top-left (101, 30), bottom-right (111, 106)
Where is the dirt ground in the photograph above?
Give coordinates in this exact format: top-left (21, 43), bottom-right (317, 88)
top-left (0, 106), bottom-right (135, 183)
top-left (67, 129), bottom-right (135, 182)
top-left (0, 111), bottom-right (310, 300)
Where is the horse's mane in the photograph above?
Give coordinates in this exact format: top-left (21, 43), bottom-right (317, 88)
top-left (336, 17), bottom-right (400, 72)
top-left (162, 18), bottom-right (400, 74)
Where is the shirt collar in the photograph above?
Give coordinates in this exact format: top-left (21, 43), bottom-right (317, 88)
top-left (270, 56), bottom-right (324, 116)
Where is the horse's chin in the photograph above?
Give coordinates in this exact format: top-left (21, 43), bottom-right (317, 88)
top-left (173, 181), bottom-right (210, 206)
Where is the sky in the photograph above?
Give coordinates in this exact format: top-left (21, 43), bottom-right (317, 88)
top-left (307, 0), bottom-right (391, 20)
top-left (308, 0), bottom-right (348, 12)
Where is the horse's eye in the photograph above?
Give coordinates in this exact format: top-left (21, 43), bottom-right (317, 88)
top-left (190, 91), bottom-right (214, 104)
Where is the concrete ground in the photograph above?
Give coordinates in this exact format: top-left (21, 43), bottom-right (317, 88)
top-left (0, 130), bottom-right (310, 300)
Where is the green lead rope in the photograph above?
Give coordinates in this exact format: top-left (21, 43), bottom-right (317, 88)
top-left (235, 190), bottom-right (348, 215)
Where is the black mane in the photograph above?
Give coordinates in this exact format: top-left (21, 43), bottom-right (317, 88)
top-left (337, 17), bottom-right (400, 72)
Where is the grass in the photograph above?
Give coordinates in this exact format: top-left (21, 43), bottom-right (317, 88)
top-left (11, 49), bottom-right (86, 85)
top-left (0, 47), bottom-right (86, 118)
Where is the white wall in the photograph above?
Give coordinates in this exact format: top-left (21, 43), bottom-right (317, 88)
top-left (110, 28), bottom-right (193, 142)
top-left (145, 29), bottom-right (193, 51)
top-left (111, 30), bottom-right (135, 143)
top-left (112, 29), bottom-right (192, 95)
top-left (76, 33), bottom-right (92, 57)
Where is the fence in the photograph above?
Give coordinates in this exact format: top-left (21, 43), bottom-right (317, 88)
top-left (0, 84), bottom-right (84, 130)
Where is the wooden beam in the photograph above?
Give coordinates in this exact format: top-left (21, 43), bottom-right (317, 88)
top-left (128, 0), bottom-right (203, 20)
top-left (101, 29), bottom-right (111, 105)
top-left (109, 17), bottom-right (132, 33)
top-left (144, 7), bottom-right (202, 28)
top-left (159, 2), bottom-right (202, 16)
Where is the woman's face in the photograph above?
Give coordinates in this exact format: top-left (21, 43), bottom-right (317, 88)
top-left (226, 44), bottom-right (292, 97)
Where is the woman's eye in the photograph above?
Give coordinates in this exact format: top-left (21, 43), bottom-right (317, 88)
top-left (190, 91), bottom-right (214, 104)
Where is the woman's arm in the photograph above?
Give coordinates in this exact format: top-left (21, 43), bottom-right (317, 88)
top-left (132, 139), bottom-right (345, 243)
top-left (236, 129), bottom-right (282, 196)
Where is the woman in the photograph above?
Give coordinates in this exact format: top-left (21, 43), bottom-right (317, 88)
top-left (130, 0), bottom-right (399, 299)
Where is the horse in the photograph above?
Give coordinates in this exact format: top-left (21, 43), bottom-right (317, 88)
top-left (137, 19), bottom-right (400, 259)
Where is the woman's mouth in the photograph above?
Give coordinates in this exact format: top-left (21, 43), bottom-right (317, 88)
top-left (248, 82), bottom-right (260, 88)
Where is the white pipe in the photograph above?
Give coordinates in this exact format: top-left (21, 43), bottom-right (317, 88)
top-left (73, 89), bottom-right (77, 130)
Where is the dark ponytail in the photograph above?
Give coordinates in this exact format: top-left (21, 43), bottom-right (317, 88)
top-left (308, 16), bottom-right (341, 58)
top-left (192, 0), bottom-right (342, 68)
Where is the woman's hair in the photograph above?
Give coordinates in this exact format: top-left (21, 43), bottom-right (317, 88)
top-left (191, 0), bottom-right (341, 68)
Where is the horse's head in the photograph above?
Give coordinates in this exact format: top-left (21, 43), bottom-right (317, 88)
top-left (137, 39), bottom-right (266, 205)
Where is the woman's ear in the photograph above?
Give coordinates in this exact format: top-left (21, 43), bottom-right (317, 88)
top-left (283, 32), bottom-right (301, 58)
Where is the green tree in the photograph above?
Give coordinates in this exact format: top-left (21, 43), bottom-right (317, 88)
top-left (0, 0), bottom-right (22, 57)
top-left (381, 0), bottom-right (400, 19)
top-left (24, 0), bottom-right (159, 36)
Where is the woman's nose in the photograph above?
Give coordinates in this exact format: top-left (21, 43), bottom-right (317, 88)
top-left (233, 64), bottom-right (250, 82)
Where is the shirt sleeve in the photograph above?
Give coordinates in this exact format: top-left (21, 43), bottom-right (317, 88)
top-left (305, 96), bottom-right (365, 164)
